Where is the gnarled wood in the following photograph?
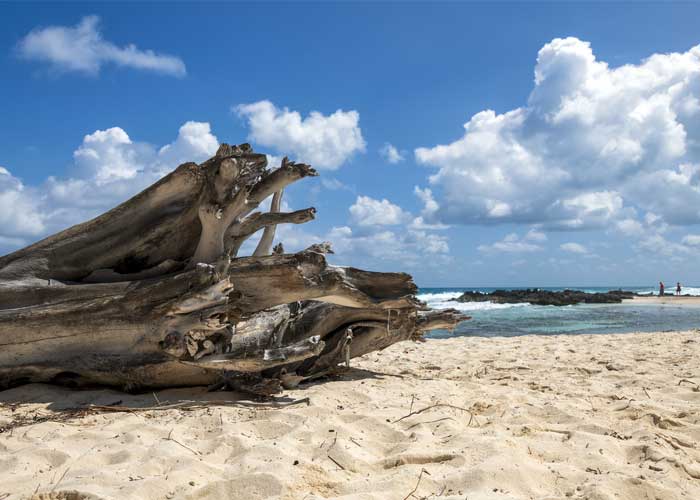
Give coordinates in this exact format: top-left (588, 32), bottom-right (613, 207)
top-left (0, 143), bottom-right (467, 393)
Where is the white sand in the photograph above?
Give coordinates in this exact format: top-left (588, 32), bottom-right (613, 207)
top-left (1, 330), bottom-right (699, 500)
top-left (627, 296), bottom-right (700, 307)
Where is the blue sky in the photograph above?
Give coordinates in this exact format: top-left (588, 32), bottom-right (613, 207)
top-left (1, 2), bottom-right (699, 287)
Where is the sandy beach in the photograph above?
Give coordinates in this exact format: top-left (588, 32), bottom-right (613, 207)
top-left (1, 330), bottom-right (699, 500)
top-left (627, 296), bottom-right (700, 307)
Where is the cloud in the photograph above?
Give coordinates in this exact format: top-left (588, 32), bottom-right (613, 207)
top-left (327, 225), bottom-right (449, 264)
top-left (415, 38), bottom-right (700, 230)
top-left (265, 193), bottom-right (451, 268)
top-left (560, 242), bottom-right (588, 254)
top-left (349, 195), bottom-right (410, 226)
top-left (525, 228), bottom-right (547, 242)
top-left (410, 186), bottom-right (448, 230)
top-left (618, 212), bottom-right (696, 259)
top-left (17, 15), bottom-right (186, 77)
top-left (235, 100), bottom-right (365, 170)
top-left (379, 143), bottom-right (404, 164)
top-left (478, 231), bottom-right (544, 253)
top-left (320, 178), bottom-right (353, 192)
top-left (0, 168), bottom-right (45, 240)
top-left (636, 233), bottom-right (692, 258)
top-left (0, 122), bottom-right (218, 253)
top-left (157, 122), bottom-right (220, 170)
top-left (681, 234), bottom-right (700, 246)
top-left (616, 218), bottom-right (645, 237)
top-left (72, 127), bottom-right (150, 184)
top-left (413, 186), bottom-right (439, 219)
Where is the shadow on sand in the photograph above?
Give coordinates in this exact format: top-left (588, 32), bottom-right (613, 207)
top-left (0, 366), bottom-right (400, 433)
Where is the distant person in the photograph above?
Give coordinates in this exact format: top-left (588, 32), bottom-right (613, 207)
top-left (659, 281), bottom-right (665, 296)
top-left (676, 282), bottom-right (682, 296)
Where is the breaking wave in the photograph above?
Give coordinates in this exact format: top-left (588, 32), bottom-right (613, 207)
top-left (416, 291), bottom-right (531, 312)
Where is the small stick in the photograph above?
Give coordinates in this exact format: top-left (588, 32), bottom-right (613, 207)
top-left (394, 403), bottom-right (474, 425)
top-left (327, 454), bottom-right (346, 470)
top-left (406, 417), bottom-right (455, 430)
top-left (643, 387), bottom-right (651, 399)
top-left (614, 399), bottom-right (635, 411)
top-left (51, 466), bottom-right (71, 492)
top-left (402, 468), bottom-right (430, 500)
top-left (152, 392), bottom-right (162, 406)
top-left (88, 397), bottom-right (310, 412)
top-left (166, 429), bottom-right (201, 456)
top-left (409, 394), bottom-right (415, 414)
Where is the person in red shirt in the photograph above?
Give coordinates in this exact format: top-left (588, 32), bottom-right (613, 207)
top-left (659, 281), bottom-right (665, 296)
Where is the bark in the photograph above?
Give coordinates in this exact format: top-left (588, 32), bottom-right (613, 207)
top-left (0, 143), bottom-right (467, 393)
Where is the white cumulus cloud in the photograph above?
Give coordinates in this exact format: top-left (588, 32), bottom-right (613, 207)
top-left (17, 15), bottom-right (186, 77)
top-left (415, 38), bottom-right (700, 230)
top-left (349, 195), bottom-right (410, 226)
top-left (0, 122), bottom-right (218, 253)
top-left (0, 168), bottom-right (45, 241)
top-left (235, 100), bottom-right (366, 170)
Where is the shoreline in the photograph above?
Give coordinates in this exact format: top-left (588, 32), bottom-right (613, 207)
top-left (625, 295), bottom-right (700, 307)
top-left (2, 330), bottom-right (699, 499)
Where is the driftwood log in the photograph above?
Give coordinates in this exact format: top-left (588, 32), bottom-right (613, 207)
top-left (0, 144), bottom-right (465, 394)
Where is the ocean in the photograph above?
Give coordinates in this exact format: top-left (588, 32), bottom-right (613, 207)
top-left (418, 286), bottom-right (700, 338)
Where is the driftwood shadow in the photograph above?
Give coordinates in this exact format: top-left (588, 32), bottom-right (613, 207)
top-left (0, 383), bottom-right (302, 414)
top-left (0, 365), bottom-right (401, 408)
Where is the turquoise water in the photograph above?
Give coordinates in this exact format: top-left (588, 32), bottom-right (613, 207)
top-left (419, 287), bottom-right (700, 338)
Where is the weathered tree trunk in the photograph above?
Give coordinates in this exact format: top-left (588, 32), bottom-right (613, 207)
top-left (0, 144), bottom-right (466, 393)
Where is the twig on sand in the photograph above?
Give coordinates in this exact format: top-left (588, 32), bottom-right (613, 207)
top-left (613, 399), bottom-right (635, 411)
top-left (166, 429), bottom-right (201, 456)
top-left (678, 379), bottom-right (699, 391)
top-left (88, 397), bottom-right (310, 413)
top-left (50, 466), bottom-right (71, 492)
top-left (643, 387), bottom-right (651, 399)
top-left (394, 403), bottom-right (475, 427)
top-left (402, 468), bottom-right (430, 500)
top-left (406, 417), bottom-right (455, 430)
top-left (409, 394), bottom-right (415, 414)
top-left (327, 454), bottom-right (346, 471)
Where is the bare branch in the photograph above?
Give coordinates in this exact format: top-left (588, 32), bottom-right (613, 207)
top-left (253, 190), bottom-right (283, 257)
top-left (248, 157), bottom-right (318, 206)
top-left (226, 207), bottom-right (316, 256)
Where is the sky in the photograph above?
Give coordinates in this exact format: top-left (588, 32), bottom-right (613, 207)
top-left (1, 2), bottom-right (699, 287)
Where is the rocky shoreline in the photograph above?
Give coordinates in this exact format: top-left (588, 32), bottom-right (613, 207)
top-left (453, 288), bottom-right (638, 306)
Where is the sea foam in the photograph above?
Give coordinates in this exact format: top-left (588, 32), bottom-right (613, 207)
top-left (417, 291), bottom-right (531, 312)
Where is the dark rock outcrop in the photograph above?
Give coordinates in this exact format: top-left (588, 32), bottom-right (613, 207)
top-left (453, 289), bottom-right (637, 307)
